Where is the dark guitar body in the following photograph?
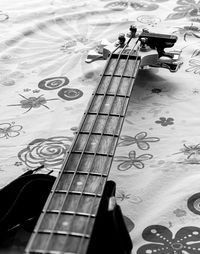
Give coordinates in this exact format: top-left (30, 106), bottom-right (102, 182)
top-left (0, 171), bottom-right (56, 253)
top-left (0, 172), bottom-right (132, 254)
top-left (88, 180), bottom-right (133, 254)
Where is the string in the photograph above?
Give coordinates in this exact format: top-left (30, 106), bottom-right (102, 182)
top-left (26, 44), bottom-right (122, 254)
top-left (26, 34), bottom-right (141, 254)
top-left (76, 38), bottom-right (141, 253)
top-left (57, 38), bottom-right (134, 253)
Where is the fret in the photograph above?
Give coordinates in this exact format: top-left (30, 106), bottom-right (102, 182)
top-left (97, 75), bottom-right (133, 96)
top-left (55, 172), bottom-right (105, 194)
top-left (68, 151), bottom-right (113, 157)
top-left (105, 56), bottom-right (139, 76)
top-left (52, 190), bottom-right (102, 198)
top-left (73, 133), bottom-right (118, 155)
top-left (79, 131), bottom-right (118, 138)
top-left (47, 192), bottom-right (100, 215)
top-left (44, 211), bottom-right (96, 217)
top-left (38, 213), bottom-right (95, 236)
top-left (63, 152), bottom-right (112, 174)
top-left (65, 171), bottom-right (108, 177)
top-left (103, 74), bottom-right (133, 78)
top-left (87, 112), bottom-right (123, 117)
top-left (89, 95), bottom-right (129, 115)
top-left (38, 231), bottom-right (91, 238)
top-left (81, 114), bottom-right (123, 136)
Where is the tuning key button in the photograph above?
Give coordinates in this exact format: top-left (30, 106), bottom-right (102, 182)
top-left (127, 25), bottom-right (137, 38)
top-left (117, 33), bottom-right (126, 46)
top-left (142, 28), bottom-right (149, 33)
top-left (140, 38), bottom-right (151, 52)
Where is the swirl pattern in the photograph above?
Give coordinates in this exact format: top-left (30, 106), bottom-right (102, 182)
top-left (38, 77), bottom-right (69, 90)
top-left (58, 88), bottom-right (83, 100)
top-left (18, 136), bottom-right (73, 170)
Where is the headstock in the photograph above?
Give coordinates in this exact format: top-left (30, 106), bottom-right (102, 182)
top-left (86, 26), bottom-right (183, 72)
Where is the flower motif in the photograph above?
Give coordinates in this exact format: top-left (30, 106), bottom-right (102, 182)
top-left (116, 190), bottom-right (143, 203)
top-left (115, 150), bottom-right (153, 170)
top-left (130, 1), bottom-right (158, 11)
top-left (192, 49), bottom-right (200, 57)
top-left (18, 136), bottom-right (73, 170)
top-left (14, 161), bottom-right (23, 166)
top-left (104, 1), bottom-right (158, 11)
top-left (167, 0), bottom-right (200, 20)
top-left (173, 24), bottom-right (200, 41)
top-left (32, 89), bottom-right (40, 93)
top-left (8, 94), bottom-right (59, 113)
top-left (104, 1), bottom-right (128, 10)
top-left (137, 225), bottom-right (200, 254)
top-left (186, 59), bottom-right (200, 74)
top-left (193, 88), bottom-right (200, 94)
top-left (0, 122), bottom-right (23, 139)
top-left (155, 117), bottom-right (174, 126)
top-left (173, 208), bottom-right (187, 217)
top-left (23, 88), bottom-right (31, 92)
top-left (137, 15), bottom-right (161, 26)
top-left (118, 131), bottom-right (160, 150)
top-left (175, 143), bottom-right (200, 159)
top-left (116, 191), bottom-right (131, 201)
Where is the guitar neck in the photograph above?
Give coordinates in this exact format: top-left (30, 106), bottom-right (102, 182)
top-left (25, 51), bottom-right (141, 254)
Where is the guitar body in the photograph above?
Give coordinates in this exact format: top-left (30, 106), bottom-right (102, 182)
top-left (0, 28), bottom-right (182, 254)
top-left (0, 171), bottom-right (56, 238)
top-left (0, 175), bottom-right (132, 254)
top-left (88, 181), bottom-right (132, 254)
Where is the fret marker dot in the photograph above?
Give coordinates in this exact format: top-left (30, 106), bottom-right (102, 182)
top-left (77, 181), bottom-right (83, 186)
top-left (62, 221), bottom-right (69, 227)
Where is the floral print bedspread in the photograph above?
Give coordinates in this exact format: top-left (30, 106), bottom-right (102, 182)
top-left (1, 0), bottom-right (200, 253)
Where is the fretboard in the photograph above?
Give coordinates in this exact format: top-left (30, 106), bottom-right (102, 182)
top-left (25, 52), bottom-right (141, 254)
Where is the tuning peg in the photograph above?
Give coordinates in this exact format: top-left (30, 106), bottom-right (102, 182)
top-left (140, 37), bottom-right (151, 52)
top-left (116, 33), bottom-right (126, 47)
top-left (142, 28), bottom-right (149, 33)
top-left (127, 25), bottom-right (137, 38)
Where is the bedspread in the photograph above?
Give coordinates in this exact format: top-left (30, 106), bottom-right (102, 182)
top-left (1, 0), bottom-right (200, 253)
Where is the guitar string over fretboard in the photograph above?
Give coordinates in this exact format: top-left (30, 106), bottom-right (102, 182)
top-left (26, 28), bottom-right (182, 254)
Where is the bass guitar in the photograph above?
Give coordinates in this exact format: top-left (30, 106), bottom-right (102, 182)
top-left (0, 26), bottom-right (182, 254)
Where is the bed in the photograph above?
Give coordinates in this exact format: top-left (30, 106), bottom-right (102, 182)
top-left (0, 0), bottom-right (200, 253)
